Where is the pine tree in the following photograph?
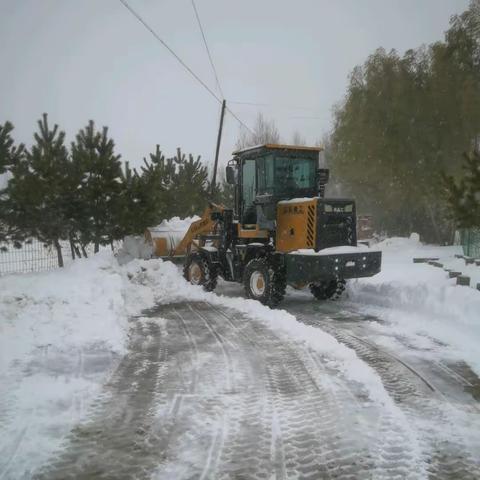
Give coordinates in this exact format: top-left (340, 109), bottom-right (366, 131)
top-left (170, 149), bottom-right (209, 217)
top-left (117, 159), bottom-right (162, 236)
top-left (0, 122), bottom-right (24, 244)
top-left (71, 121), bottom-right (123, 252)
top-left (7, 114), bottom-right (70, 266)
top-left (0, 121), bottom-right (24, 174)
top-left (442, 150), bottom-right (480, 228)
top-left (117, 145), bottom-right (210, 234)
top-left (140, 144), bottom-right (178, 221)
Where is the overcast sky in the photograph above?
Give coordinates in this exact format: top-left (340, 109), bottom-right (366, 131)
top-left (0, 0), bottom-right (471, 172)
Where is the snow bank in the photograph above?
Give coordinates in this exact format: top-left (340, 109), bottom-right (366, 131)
top-left (347, 235), bottom-right (480, 374)
top-left (0, 252), bottom-right (128, 374)
top-left (117, 235), bottom-right (153, 264)
top-left (0, 252), bottom-right (135, 477)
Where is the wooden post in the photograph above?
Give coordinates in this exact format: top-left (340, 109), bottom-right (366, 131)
top-left (54, 239), bottom-right (64, 268)
top-left (211, 99), bottom-right (226, 197)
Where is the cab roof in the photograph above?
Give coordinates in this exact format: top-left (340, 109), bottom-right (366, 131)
top-left (232, 143), bottom-right (323, 156)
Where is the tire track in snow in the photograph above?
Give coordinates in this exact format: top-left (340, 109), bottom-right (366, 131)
top-left (208, 303), bottom-right (422, 479)
top-left (290, 307), bottom-right (480, 480)
top-left (33, 301), bottom-right (434, 479)
top-left (33, 320), bottom-right (174, 480)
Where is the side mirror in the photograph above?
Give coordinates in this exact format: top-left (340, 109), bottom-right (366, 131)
top-left (226, 165), bottom-right (236, 185)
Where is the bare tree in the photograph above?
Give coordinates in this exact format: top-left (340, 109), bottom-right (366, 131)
top-left (236, 113), bottom-right (281, 150)
top-left (291, 130), bottom-right (306, 146)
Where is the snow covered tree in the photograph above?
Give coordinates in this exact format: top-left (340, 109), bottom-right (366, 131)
top-left (6, 114), bottom-right (70, 266)
top-left (71, 121), bottom-right (123, 252)
top-left (442, 150), bottom-right (480, 228)
top-left (236, 113), bottom-right (281, 150)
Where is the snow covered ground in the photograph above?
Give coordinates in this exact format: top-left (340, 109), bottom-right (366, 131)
top-left (0, 234), bottom-right (479, 478)
top-left (0, 253), bottom-right (128, 477)
top-left (347, 235), bottom-right (480, 376)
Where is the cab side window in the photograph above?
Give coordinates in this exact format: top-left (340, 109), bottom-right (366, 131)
top-left (242, 159), bottom-right (257, 224)
top-left (257, 155), bottom-right (275, 195)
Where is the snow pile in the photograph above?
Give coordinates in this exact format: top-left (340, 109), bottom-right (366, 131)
top-left (117, 235), bottom-right (153, 264)
top-left (0, 252), bottom-right (129, 373)
top-left (149, 215), bottom-right (201, 235)
top-left (146, 215), bottom-right (201, 256)
top-left (347, 235), bottom-right (480, 374)
top-left (0, 252), bottom-right (132, 477)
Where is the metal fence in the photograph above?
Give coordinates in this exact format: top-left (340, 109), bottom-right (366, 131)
top-left (0, 239), bottom-right (121, 276)
top-left (460, 228), bottom-right (480, 259)
top-left (0, 239), bottom-right (69, 275)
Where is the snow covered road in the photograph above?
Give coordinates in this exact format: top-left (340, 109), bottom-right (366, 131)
top-left (283, 295), bottom-right (480, 480)
top-left (2, 241), bottom-right (480, 479)
top-left (33, 301), bottom-right (389, 479)
top-left (28, 299), bottom-right (480, 480)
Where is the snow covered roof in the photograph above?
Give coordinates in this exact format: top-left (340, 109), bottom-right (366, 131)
top-left (232, 143), bottom-right (323, 155)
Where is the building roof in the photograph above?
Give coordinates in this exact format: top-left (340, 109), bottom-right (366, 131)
top-left (232, 143), bottom-right (323, 155)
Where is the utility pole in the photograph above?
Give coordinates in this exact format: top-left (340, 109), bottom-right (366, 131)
top-left (211, 99), bottom-right (226, 197)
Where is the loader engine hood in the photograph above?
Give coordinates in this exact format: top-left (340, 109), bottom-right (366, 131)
top-left (276, 197), bottom-right (357, 253)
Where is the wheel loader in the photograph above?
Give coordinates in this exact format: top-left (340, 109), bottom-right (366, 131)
top-left (151, 144), bottom-right (381, 306)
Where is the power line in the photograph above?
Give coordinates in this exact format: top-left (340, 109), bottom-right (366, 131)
top-left (118, 0), bottom-right (253, 134)
top-left (290, 116), bottom-right (323, 120)
top-left (229, 100), bottom-right (318, 112)
top-left (119, 0), bottom-right (220, 102)
top-left (190, 0), bottom-right (224, 99)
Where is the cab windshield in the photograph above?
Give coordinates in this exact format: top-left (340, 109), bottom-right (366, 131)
top-left (257, 154), bottom-right (317, 196)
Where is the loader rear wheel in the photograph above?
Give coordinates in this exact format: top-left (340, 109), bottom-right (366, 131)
top-left (183, 252), bottom-right (218, 292)
top-left (243, 257), bottom-right (286, 307)
top-left (310, 278), bottom-right (346, 301)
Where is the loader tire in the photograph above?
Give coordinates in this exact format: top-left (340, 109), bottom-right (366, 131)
top-left (243, 257), bottom-right (286, 307)
top-left (183, 252), bottom-right (218, 292)
top-left (310, 278), bottom-right (346, 301)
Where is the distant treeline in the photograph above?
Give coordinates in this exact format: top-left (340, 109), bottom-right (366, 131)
top-left (0, 115), bottom-right (230, 266)
top-left (327, 0), bottom-right (480, 242)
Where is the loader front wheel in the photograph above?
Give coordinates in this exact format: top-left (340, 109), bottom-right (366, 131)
top-left (183, 252), bottom-right (218, 292)
top-left (310, 278), bottom-right (346, 301)
top-left (243, 258), bottom-right (286, 307)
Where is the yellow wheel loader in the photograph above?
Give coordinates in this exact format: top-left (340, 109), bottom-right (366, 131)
top-left (152, 144), bottom-right (381, 307)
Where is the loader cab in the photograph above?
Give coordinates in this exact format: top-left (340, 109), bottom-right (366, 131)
top-left (227, 144), bottom-right (323, 226)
